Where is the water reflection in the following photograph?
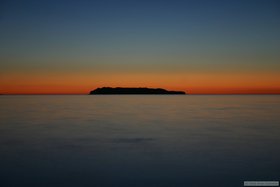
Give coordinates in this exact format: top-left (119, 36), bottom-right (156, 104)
top-left (0, 95), bottom-right (280, 187)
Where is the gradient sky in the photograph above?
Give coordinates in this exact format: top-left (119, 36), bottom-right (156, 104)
top-left (1, 0), bottom-right (280, 94)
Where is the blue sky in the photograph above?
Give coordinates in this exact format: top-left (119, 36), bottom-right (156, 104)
top-left (1, 0), bottom-right (280, 93)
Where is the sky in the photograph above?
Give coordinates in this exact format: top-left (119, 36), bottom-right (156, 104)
top-left (1, 0), bottom-right (280, 94)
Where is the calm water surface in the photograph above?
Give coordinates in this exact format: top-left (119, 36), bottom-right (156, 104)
top-left (0, 95), bottom-right (280, 187)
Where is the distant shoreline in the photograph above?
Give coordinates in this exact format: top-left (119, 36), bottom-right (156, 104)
top-left (89, 87), bottom-right (186, 95)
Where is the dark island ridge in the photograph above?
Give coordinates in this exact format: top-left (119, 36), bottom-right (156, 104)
top-left (90, 87), bottom-right (186, 95)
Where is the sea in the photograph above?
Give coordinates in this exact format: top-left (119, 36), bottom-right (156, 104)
top-left (0, 95), bottom-right (280, 187)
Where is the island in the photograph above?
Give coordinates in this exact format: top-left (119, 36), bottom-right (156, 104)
top-left (89, 87), bottom-right (186, 95)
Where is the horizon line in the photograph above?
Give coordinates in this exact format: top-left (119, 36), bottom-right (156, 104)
top-left (1, 93), bottom-right (280, 95)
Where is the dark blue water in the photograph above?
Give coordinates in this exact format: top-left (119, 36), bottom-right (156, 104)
top-left (0, 95), bottom-right (280, 187)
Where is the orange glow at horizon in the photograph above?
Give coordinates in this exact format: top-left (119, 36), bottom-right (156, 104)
top-left (1, 71), bottom-right (280, 94)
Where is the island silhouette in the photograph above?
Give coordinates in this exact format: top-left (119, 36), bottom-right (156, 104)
top-left (90, 87), bottom-right (186, 95)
